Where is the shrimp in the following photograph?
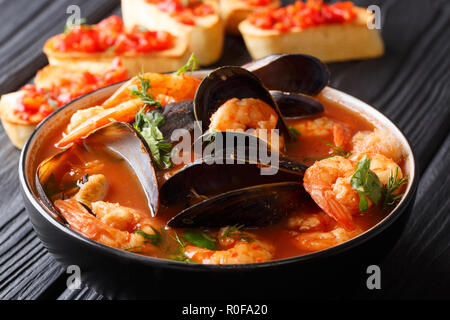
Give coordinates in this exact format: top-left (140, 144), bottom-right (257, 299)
top-left (74, 174), bottom-right (109, 208)
top-left (184, 227), bottom-right (275, 264)
top-left (58, 73), bottom-right (201, 147)
top-left (292, 226), bottom-right (362, 252)
top-left (352, 129), bottom-right (404, 163)
top-left (287, 211), bottom-right (334, 233)
top-left (54, 199), bottom-right (161, 255)
top-left (303, 153), bottom-right (404, 230)
top-left (291, 117), bottom-right (352, 149)
top-left (102, 73), bottom-right (201, 109)
top-left (209, 97), bottom-right (284, 149)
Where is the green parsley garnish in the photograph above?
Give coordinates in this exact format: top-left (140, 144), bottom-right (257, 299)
top-left (303, 139), bottom-right (350, 162)
top-left (288, 126), bottom-right (301, 140)
top-left (222, 224), bottom-right (255, 243)
top-left (167, 231), bottom-right (198, 263)
top-left (350, 155), bottom-right (382, 212)
top-left (183, 232), bottom-right (217, 250)
top-left (382, 167), bottom-right (408, 209)
top-left (133, 109), bottom-right (173, 169)
top-left (135, 227), bottom-right (162, 246)
top-left (47, 98), bottom-right (58, 110)
top-left (129, 74), bottom-right (162, 108)
top-left (176, 54), bottom-right (199, 76)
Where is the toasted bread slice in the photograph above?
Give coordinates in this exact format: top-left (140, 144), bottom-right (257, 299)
top-left (239, 7), bottom-right (384, 62)
top-left (122, 0), bottom-right (224, 66)
top-left (0, 92), bottom-right (37, 149)
top-left (44, 33), bottom-right (190, 75)
top-left (220, 0), bottom-right (281, 34)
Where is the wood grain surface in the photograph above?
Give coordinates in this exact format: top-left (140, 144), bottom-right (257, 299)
top-left (0, 0), bottom-right (448, 300)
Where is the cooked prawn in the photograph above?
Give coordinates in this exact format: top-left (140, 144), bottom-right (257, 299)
top-left (209, 97), bottom-right (283, 149)
top-left (55, 199), bottom-right (161, 254)
top-left (56, 99), bottom-right (144, 148)
top-left (303, 153), bottom-right (403, 230)
top-left (290, 117), bottom-right (352, 149)
top-left (184, 227), bottom-right (275, 264)
top-left (287, 211), bottom-right (334, 233)
top-left (352, 128), bottom-right (403, 163)
top-left (292, 226), bottom-right (362, 252)
top-left (102, 73), bottom-right (201, 109)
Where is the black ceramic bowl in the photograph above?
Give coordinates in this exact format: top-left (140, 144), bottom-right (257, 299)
top-left (19, 81), bottom-right (418, 299)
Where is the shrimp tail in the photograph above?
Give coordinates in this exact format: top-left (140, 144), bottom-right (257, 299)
top-left (309, 189), bottom-right (356, 231)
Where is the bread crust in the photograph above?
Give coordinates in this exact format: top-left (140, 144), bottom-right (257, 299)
top-left (239, 7), bottom-right (384, 62)
top-left (122, 0), bottom-right (224, 66)
top-left (220, 0), bottom-right (281, 34)
top-left (43, 31), bottom-right (191, 75)
top-left (0, 91), bottom-right (37, 149)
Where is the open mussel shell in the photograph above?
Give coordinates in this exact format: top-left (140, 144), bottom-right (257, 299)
top-left (167, 182), bottom-right (304, 228)
top-left (161, 131), bottom-right (307, 205)
top-left (36, 122), bottom-right (160, 217)
top-left (243, 54), bottom-right (330, 95)
top-left (193, 66), bottom-right (291, 139)
top-left (270, 91), bottom-right (324, 119)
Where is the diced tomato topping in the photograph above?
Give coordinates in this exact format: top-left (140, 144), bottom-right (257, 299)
top-left (14, 58), bottom-right (128, 122)
top-left (248, 0), bottom-right (357, 31)
top-left (243, 0), bottom-right (273, 7)
top-left (52, 16), bottom-right (173, 54)
top-left (146, 0), bottom-right (215, 26)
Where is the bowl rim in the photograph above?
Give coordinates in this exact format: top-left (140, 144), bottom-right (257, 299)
top-left (19, 81), bottom-right (419, 272)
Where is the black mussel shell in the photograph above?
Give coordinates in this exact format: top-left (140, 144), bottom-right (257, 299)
top-left (193, 66), bottom-right (291, 139)
top-left (159, 100), bottom-right (195, 139)
top-left (243, 54), bottom-right (330, 95)
top-left (36, 122), bottom-right (160, 217)
top-left (270, 91), bottom-right (324, 118)
top-left (167, 182), bottom-right (304, 228)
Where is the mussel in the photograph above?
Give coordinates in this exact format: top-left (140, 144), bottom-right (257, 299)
top-left (193, 66), bottom-right (292, 138)
top-left (36, 122), bottom-right (160, 219)
top-left (242, 54), bottom-right (330, 95)
top-left (159, 91), bottom-right (323, 138)
top-left (160, 131), bottom-right (308, 228)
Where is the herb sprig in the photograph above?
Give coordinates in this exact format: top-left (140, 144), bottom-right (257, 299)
top-left (135, 227), bottom-right (163, 246)
top-left (288, 126), bottom-right (301, 141)
top-left (129, 74), bottom-right (162, 108)
top-left (133, 109), bottom-right (173, 169)
top-left (350, 155), bottom-right (382, 212)
top-left (303, 139), bottom-right (350, 162)
top-left (183, 232), bottom-right (217, 250)
top-left (176, 54), bottom-right (199, 76)
top-left (382, 167), bottom-right (408, 209)
top-left (222, 224), bottom-right (254, 243)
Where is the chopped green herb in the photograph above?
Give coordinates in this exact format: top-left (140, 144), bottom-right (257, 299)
top-left (222, 224), bottom-right (254, 243)
top-left (183, 232), bottom-right (217, 250)
top-left (106, 45), bottom-right (116, 53)
top-left (176, 54), bottom-right (199, 76)
top-left (167, 231), bottom-right (197, 263)
top-left (133, 109), bottom-right (173, 169)
top-left (382, 167), bottom-right (408, 209)
top-left (350, 155), bottom-right (382, 212)
top-left (129, 74), bottom-right (162, 108)
top-left (47, 98), bottom-right (58, 110)
top-left (303, 138), bottom-right (351, 162)
top-left (135, 227), bottom-right (162, 246)
top-left (169, 255), bottom-right (198, 263)
top-left (288, 126), bottom-right (301, 140)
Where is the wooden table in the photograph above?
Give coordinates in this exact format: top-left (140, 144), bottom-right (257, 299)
top-left (0, 0), bottom-right (448, 300)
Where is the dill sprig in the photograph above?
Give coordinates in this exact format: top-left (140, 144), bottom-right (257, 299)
top-left (382, 167), bottom-right (408, 209)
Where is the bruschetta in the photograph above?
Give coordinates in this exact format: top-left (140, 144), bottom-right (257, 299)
top-left (0, 58), bottom-right (128, 149)
top-left (239, 0), bottom-right (384, 62)
top-left (220, 0), bottom-right (281, 34)
top-left (122, 0), bottom-right (224, 66)
top-left (44, 16), bottom-right (190, 75)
